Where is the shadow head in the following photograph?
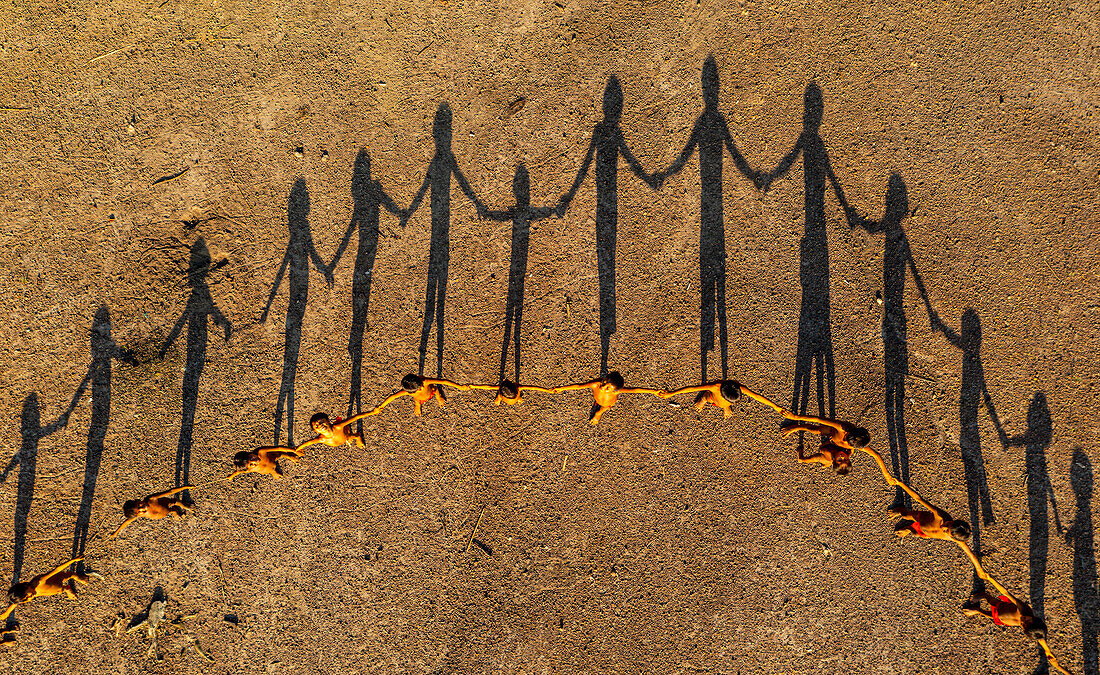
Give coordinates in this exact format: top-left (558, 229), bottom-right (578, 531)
top-left (803, 82), bottom-right (824, 133)
top-left (702, 55), bottom-right (720, 110)
top-left (1026, 391), bottom-right (1051, 445)
top-left (91, 304), bottom-right (113, 355)
top-left (352, 149), bottom-right (372, 196)
top-left (602, 76), bottom-right (623, 123)
top-left (960, 309), bottom-right (982, 351)
top-left (433, 104), bottom-right (453, 150)
top-left (512, 164), bottom-right (530, 207)
top-left (401, 373), bottom-right (424, 392)
top-left (1071, 448), bottom-right (1092, 501)
top-left (883, 173), bottom-right (909, 227)
top-left (289, 178), bottom-right (310, 221)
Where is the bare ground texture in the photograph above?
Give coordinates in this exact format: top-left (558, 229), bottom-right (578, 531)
top-left (0, 0), bottom-right (1098, 673)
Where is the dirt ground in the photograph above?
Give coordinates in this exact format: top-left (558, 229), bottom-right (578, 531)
top-left (0, 0), bottom-right (1098, 673)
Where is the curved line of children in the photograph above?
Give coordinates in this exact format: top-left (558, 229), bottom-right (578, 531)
top-left (0, 372), bottom-right (1074, 673)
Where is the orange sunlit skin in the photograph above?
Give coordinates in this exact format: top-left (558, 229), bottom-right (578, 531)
top-left (888, 504), bottom-right (971, 543)
top-left (367, 374), bottom-right (471, 417)
top-left (109, 486), bottom-right (195, 539)
top-left (469, 380), bottom-right (554, 406)
top-left (553, 372), bottom-right (661, 425)
top-left (226, 447), bottom-right (302, 481)
top-left (1, 557), bottom-right (99, 622)
top-left (658, 380), bottom-right (742, 418)
top-left (296, 412), bottom-right (370, 452)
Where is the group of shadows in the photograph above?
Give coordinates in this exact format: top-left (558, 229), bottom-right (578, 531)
top-left (0, 55), bottom-right (1092, 671)
top-left (0, 372), bottom-right (1078, 674)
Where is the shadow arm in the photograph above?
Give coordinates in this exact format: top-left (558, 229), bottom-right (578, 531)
top-left (402, 172), bottom-right (432, 226)
top-left (756, 133), bottom-right (804, 191)
top-left (259, 251), bottom-right (290, 323)
top-left (210, 304), bottom-right (232, 341)
top-left (157, 308), bottom-right (190, 359)
top-left (327, 216), bottom-right (358, 272)
top-left (556, 135), bottom-right (597, 214)
top-left (376, 183), bottom-right (404, 217)
top-left (452, 161), bottom-right (491, 215)
top-left (617, 131), bottom-right (660, 188)
top-left (720, 121), bottom-right (763, 185)
top-left (655, 124), bottom-right (698, 183)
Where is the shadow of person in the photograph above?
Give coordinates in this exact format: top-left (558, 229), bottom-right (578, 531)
top-left (260, 179), bottom-right (330, 446)
top-left (160, 241), bottom-right (231, 500)
top-left (559, 75), bottom-right (659, 374)
top-left (403, 104), bottom-right (488, 378)
top-left (1005, 391), bottom-right (1060, 674)
top-left (480, 164), bottom-right (555, 384)
top-left (1068, 449), bottom-right (1099, 675)
top-left (327, 150), bottom-right (403, 429)
top-left (855, 173), bottom-right (923, 507)
top-left (655, 55), bottom-right (763, 382)
top-left (929, 307), bottom-right (1007, 593)
top-left (0, 381), bottom-right (90, 634)
top-left (73, 305), bottom-right (136, 568)
top-left (757, 83), bottom-right (867, 442)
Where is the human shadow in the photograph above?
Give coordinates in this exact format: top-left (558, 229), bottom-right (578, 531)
top-left (1006, 391), bottom-right (1060, 674)
top-left (559, 75), bottom-right (659, 374)
top-left (480, 164), bottom-right (555, 383)
top-left (404, 104), bottom-right (488, 378)
top-left (655, 55), bottom-right (763, 382)
top-left (927, 307), bottom-right (1006, 592)
top-left (327, 150), bottom-right (403, 428)
top-left (1, 379), bottom-right (89, 581)
top-left (73, 305), bottom-right (136, 568)
top-left (160, 240), bottom-right (231, 500)
top-left (260, 179), bottom-right (331, 445)
top-left (760, 83), bottom-right (866, 438)
top-left (1068, 449), bottom-right (1099, 675)
top-left (854, 173), bottom-right (937, 507)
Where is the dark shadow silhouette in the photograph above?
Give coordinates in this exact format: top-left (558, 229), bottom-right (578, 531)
top-left (760, 83), bottom-right (865, 439)
top-left (73, 306), bottom-right (136, 568)
top-left (656, 55), bottom-right (763, 382)
top-left (559, 76), bottom-right (659, 374)
top-left (161, 241), bottom-right (231, 499)
top-left (928, 307), bottom-right (1007, 592)
top-left (328, 150), bottom-right (402, 428)
top-left (2, 385), bottom-right (87, 578)
top-left (1, 375), bottom-right (91, 634)
top-left (261, 180), bottom-right (330, 445)
top-left (404, 104), bottom-right (488, 377)
top-left (1068, 449), bottom-right (1099, 675)
top-left (1006, 392), bottom-right (1060, 674)
top-left (480, 165), bottom-right (555, 384)
top-left (855, 173), bottom-right (931, 507)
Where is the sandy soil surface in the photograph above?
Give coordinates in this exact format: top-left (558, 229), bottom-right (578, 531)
top-left (0, 0), bottom-right (1098, 673)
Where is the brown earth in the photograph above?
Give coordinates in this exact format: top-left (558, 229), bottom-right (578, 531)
top-left (0, 0), bottom-right (1098, 673)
